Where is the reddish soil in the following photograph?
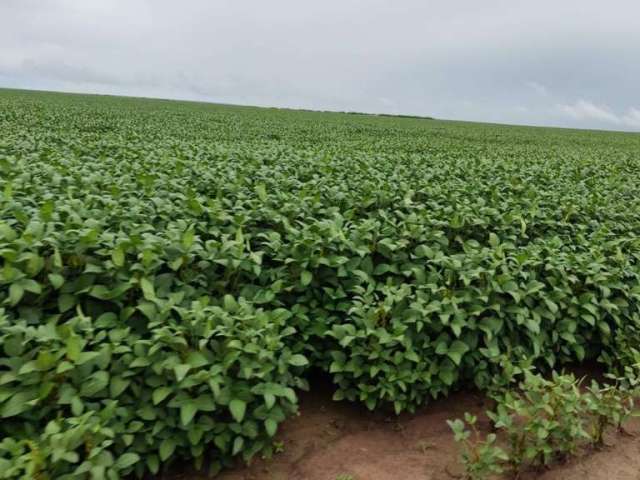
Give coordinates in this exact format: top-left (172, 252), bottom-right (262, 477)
top-left (163, 378), bottom-right (640, 480)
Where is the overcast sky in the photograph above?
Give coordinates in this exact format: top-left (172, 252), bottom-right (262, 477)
top-left (1, 0), bottom-right (639, 131)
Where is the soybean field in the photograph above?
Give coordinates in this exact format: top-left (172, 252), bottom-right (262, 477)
top-left (1, 88), bottom-right (640, 479)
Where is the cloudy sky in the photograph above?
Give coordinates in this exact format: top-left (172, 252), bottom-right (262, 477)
top-left (1, 0), bottom-right (639, 131)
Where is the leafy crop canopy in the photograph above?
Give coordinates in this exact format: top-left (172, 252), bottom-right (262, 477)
top-left (1, 88), bottom-right (640, 477)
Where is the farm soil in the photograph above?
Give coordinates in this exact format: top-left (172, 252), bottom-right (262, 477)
top-left (165, 377), bottom-right (640, 480)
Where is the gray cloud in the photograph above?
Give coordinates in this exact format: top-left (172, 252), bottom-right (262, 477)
top-left (1, 0), bottom-right (639, 131)
top-left (557, 100), bottom-right (640, 129)
top-left (622, 109), bottom-right (640, 129)
top-left (525, 82), bottom-right (550, 97)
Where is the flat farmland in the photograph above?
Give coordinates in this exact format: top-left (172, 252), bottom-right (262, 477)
top-left (1, 88), bottom-right (640, 479)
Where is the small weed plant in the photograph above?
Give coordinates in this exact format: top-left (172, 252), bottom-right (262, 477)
top-left (449, 371), bottom-right (639, 479)
top-left (448, 413), bottom-right (508, 480)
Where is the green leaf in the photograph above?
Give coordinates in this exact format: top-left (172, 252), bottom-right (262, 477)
top-left (58, 294), bottom-right (76, 312)
top-left (152, 386), bottom-right (172, 405)
top-left (223, 294), bottom-right (238, 312)
top-left (89, 285), bottom-right (112, 300)
top-left (21, 279), bottom-right (41, 294)
top-left (174, 364), bottom-right (191, 382)
top-left (66, 335), bottom-right (83, 362)
top-left (300, 270), bottom-right (313, 286)
top-left (112, 247), bottom-right (125, 267)
top-left (288, 354), bottom-right (309, 367)
top-left (7, 283), bottom-right (24, 306)
top-left (140, 277), bottom-right (155, 300)
top-left (282, 387), bottom-right (297, 404)
top-left (159, 437), bottom-right (176, 461)
top-left (40, 200), bottom-right (55, 220)
top-left (90, 466), bottom-right (106, 480)
top-left (232, 436), bottom-right (244, 456)
top-left (415, 245), bottom-right (435, 259)
top-left (115, 453), bottom-right (140, 470)
top-left (76, 351), bottom-right (100, 365)
top-left (181, 402), bottom-right (198, 426)
top-left (438, 363), bottom-right (457, 386)
top-left (182, 228), bottom-right (195, 249)
top-left (0, 222), bottom-right (16, 241)
top-left (435, 340), bottom-right (448, 355)
top-left (265, 418), bottom-right (278, 437)
top-left (110, 376), bottom-right (130, 397)
top-left (1, 391), bottom-right (36, 418)
top-left (255, 183), bottom-right (267, 202)
top-left (137, 302), bottom-right (156, 319)
top-left (4, 336), bottom-right (23, 356)
top-left (447, 341), bottom-right (470, 366)
top-left (229, 399), bottom-right (247, 423)
top-left (545, 298), bottom-right (559, 314)
top-left (80, 371), bottom-right (109, 396)
top-left (146, 455), bottom-right (160, 474)
top-left (488, 232), bottom-right (499, 247)
top-left (264, 393), bottom-right (276, 410)
top-left (48, 273), bottom-right (65, 289)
